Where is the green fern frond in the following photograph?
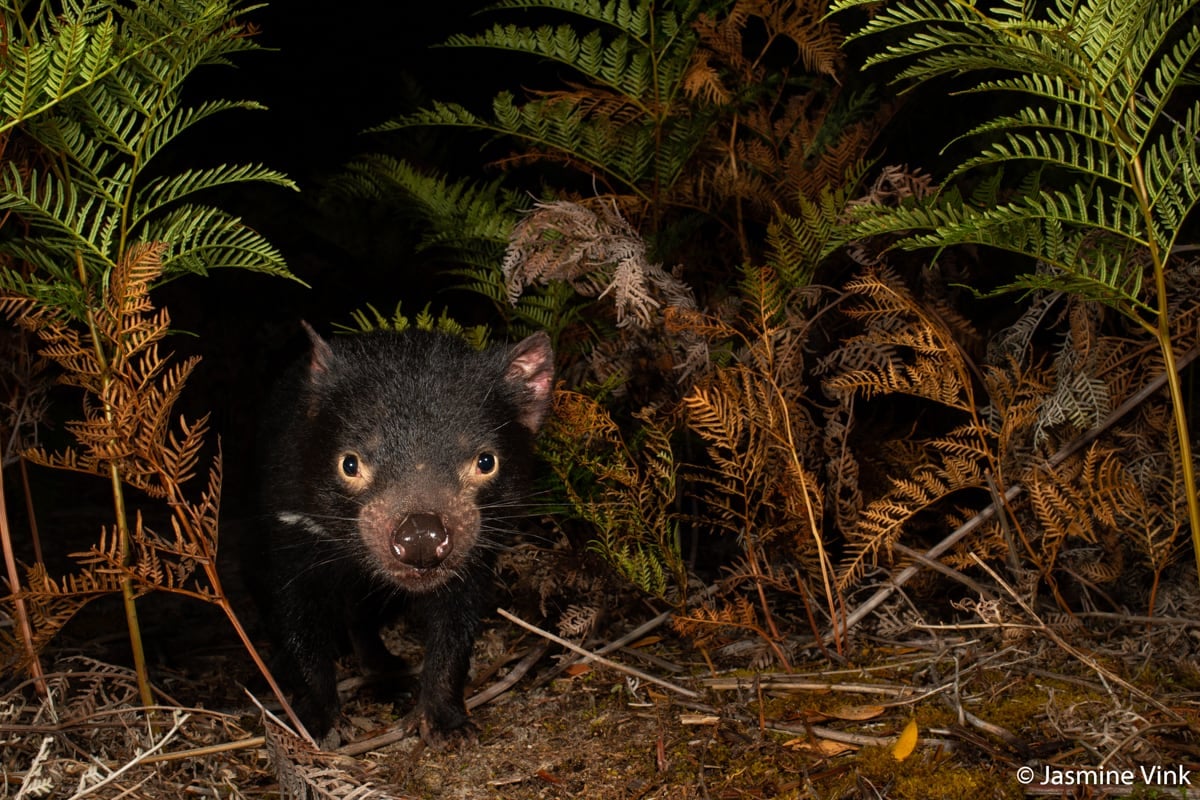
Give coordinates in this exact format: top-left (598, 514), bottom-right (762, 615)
top-left (1145, 105), bottom-right (1200, 240)
top-left (487, 0), bottom-right (659, 37)
top-left (134, 164), bottom-right (293, 226)
top-left (0, 164), bottom-right (119, 270)
top-left (444, 24), bottom-right (659, 101)
top-left (374, 0), bottom-right (705, 204)
top-left (1, 0), bottom-right (297, 300)
top-left (0, 0), bottom-right (121, 131)
top-left (835, 0), bottom-right (1200, 259)
top-left (142, 204), bottom-right (291, 279)
top-left (334, 155), bottom-right (526, 255)
top-left (767, 159), bottom-right (871, 286)
top-left (371, 99), bottom-right (488, 134)
top-left (338, 302), bottom-right (492, 348)
top-left (833, 0), bottom-right (1200, 580)
top-left (140, 99), bottom-right (268, 164)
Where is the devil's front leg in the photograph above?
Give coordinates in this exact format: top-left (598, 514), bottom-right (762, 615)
top-left (266, 546), bottom-right (345, 748)
top-left (408, 572), bottom-right (488, 746)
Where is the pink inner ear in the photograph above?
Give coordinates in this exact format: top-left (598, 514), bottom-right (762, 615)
top-left (506, 332), bottom-right (555, 432)
top-left (301, 320), bottom-right (335, 377)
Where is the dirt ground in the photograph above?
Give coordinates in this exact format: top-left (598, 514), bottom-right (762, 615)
top-left (5, 559), bottom-right (1200, 800)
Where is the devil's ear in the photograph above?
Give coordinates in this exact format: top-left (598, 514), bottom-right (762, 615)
top-left (301, 320), bottom-right (335, 378)
top-left (503, 331), bottom-right (554, 432)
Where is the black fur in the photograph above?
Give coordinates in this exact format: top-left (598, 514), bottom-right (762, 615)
top-left (255, 325), bottom-right (553, 747)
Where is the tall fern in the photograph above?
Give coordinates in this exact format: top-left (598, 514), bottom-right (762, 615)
top-left (1, 0), bottom-right (296, 316)
top-left (0, 0), bottom-right (296, 710)
top-left (359, 0), bottom-right (884, 266)
top-left (830, 0), bottom-right (1200, 578)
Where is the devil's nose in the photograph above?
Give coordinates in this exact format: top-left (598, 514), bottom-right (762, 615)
top-left (391, 513), bottom-right (452, 570)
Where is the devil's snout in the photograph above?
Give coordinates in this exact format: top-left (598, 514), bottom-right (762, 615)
top-left (391, 513), bottom-right (452, 570)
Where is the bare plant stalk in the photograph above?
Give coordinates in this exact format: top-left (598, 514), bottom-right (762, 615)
top-left (18, 457), bottom-right (42, 564)
top-left (1130, 146), bottom-right (1200, 583)
top-left (78, 253), bottom-right (153, 710)
top-left (1155, 328), bottom-right (1198, 582)
top-left (0, 459), bottom-right (45, 695)
top-left (201, 556), bottom-right (311, 743)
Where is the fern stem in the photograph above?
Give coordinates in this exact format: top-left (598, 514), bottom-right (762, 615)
top-left (206, 567), bottom-right (314, 743)
top-left (1152, 284), bottom-right (1200, 584)
top-left (649, 0), bottom-right (663, 229)
top-left (728, 115), bottom-right (750, 263)
top-left (751, 287), bottom-right (844, 655)
top-left (1127, 137), bottom-right (1200, 586)
top-left (109, 462), bottom-right (153, 710)
top-left (77, 251), bottom-right (154, 711)
top-left (18, 456), bottom-right (43, 564)
top-left (0, 22), bottom-right (177, 136)
top-left (0, 457), bottom-right (47, 696)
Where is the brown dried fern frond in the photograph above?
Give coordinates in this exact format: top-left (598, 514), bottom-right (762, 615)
top-left (824, 268), bottom-right (1004, 590)
top-left (672, 595), bottom-right (761, 650)
top-left (693, 0), bottom-right (843, 84)
top-left (676, 267), bottom-right (841, 653)
top-left (1112, 405), bottom-right (1189, 611)
top-left (681, 50), bottom-right (732, 105)
top-left (3, 243), bottom-right (231, 668)
top-left (676, 0), bottom-right (890, 263)
top-left (822, 267), bottom-right (978, 413)
top-left (1026, 458), bottom-right (1096, 576)
top-left (4, 564), bottom-right (125, 663)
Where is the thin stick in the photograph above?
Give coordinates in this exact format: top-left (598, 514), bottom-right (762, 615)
top-left (496, 608), bottom-right (700, 699)
top-left (467, 641), bottom-right (550, 710)
top-left (66, 712), bottom-right (189, 800)
top-left (0, 456), bottom-right (45, 696)
top-left (139, 735), bottom-right (267, 765)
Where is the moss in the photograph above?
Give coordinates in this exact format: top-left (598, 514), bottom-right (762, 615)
top-left (846, 744), bottom-right (1021, 800)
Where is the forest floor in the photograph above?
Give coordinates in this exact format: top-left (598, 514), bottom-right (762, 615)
top-left (4, 547), bottom-right (1200, 799)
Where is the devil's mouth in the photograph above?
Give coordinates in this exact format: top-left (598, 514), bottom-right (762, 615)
top-left (383, 555), bottom-right (460, 589)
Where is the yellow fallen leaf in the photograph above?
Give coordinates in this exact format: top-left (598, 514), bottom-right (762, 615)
top-left (892, 718), bottom-right (918, 761)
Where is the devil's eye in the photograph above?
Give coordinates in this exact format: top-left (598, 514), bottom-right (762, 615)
top-left (476, 452), bottom-right (497, 475)
top-left (341, 453), bottom-right (360, 477)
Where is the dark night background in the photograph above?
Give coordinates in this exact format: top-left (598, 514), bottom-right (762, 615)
top-left (159, 1), bottom-right (517, 514)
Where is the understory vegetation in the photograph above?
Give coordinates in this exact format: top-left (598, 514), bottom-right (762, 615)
top-left (1, 0), bottom-right (1199, 796)
top-left (344, 0), bottom-right (1200, 647)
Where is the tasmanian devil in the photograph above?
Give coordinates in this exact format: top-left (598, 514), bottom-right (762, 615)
top-left (255, 323), bottom-right (553, 747)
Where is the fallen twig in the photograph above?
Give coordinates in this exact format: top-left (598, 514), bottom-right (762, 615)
top-left (497, 608), bottom-right (700, 699)
top-left (467, 641), bottom-right (550, 710)
top-left (66, 711), bottom-right (188, 800)
top-left (702, 676), bottom-right (916, 697)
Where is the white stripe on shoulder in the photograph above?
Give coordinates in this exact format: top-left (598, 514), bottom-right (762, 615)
top-left (276, 512), bottom-right (327, 536)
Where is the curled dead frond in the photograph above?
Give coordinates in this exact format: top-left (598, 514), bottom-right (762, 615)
top-left (503, 200), bottom-right (695, 329)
